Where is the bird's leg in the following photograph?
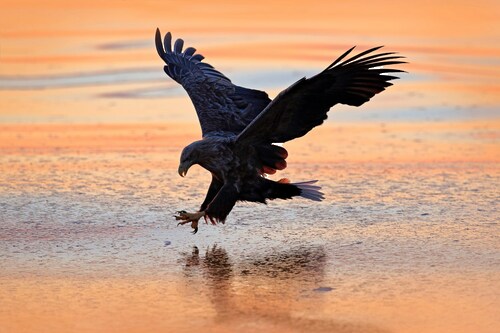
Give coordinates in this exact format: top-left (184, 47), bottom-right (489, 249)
top-left (175, 210), bottom-right (206, 234)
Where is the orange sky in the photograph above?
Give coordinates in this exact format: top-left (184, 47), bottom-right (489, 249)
top-left (1, 0), bottom-right (499, 125)
top-left (1, 0), bottom-right (498, 38)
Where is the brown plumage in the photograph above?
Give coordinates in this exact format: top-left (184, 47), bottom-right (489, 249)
top-left (156, 29), bottom-right (406, 233)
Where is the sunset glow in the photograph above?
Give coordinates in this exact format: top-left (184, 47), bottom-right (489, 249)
top-left (1, 1), bottom-right (499, 333)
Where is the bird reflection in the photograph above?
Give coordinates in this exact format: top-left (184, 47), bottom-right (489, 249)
top-left (179, 244), bottom-right (387, 333)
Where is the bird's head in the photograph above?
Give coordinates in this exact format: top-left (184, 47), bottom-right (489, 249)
top-left (178, 142), bottom-right (201, 177)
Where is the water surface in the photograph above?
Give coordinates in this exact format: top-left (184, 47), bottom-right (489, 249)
top-left (1, 124), bottom-right (498, 333)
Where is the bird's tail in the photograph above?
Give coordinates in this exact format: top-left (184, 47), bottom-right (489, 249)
top-left (293, 180), bottom-right (324, 202)
top-left (265, 178), bottom-right (324, 202)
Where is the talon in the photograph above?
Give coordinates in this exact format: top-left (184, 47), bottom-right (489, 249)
top-left (173, 210), bottom-right (205, 234)
top-left (174, 210), bottom-right (191, 221)
top-left (190, 220), bottom-right (199, 233)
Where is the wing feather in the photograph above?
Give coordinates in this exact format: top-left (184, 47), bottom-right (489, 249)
top-left (163, 32), bottom-right (172, 53)
top-left (236, 46), bottom-right (405, 145)
top-left (174, 38), bottom-right (184, 53)
top-left (155, 29), bottom-right (271, 136)
top-left (183, 46), bottom-right (196, 57)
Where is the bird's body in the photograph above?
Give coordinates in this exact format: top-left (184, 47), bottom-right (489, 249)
top-left (155, 29), bottom-right (405, 233)
top-left (177, 132), bottom-right (314, 225)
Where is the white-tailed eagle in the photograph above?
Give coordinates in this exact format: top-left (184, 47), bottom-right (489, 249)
top-left (155, 29), bottom-right (405, 233)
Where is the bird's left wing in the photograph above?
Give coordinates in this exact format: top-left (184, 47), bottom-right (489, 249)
top-left (155, 29), bottom-right (270, 136)
top-left (236, 46), bottom-right (406, 145)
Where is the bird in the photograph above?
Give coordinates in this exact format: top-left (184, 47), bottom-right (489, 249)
top-left (155, 29), bottom-right (405, 233)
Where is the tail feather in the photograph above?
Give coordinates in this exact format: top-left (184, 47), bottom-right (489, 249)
top-left (262, 179), bottom-right (324, 202)
top-left (294, 180), bottom-right (324, 202)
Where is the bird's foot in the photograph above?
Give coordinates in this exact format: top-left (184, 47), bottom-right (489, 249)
top-left (175, 210), bottom-right (206, 234)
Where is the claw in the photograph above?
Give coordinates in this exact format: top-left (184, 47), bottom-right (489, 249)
top-left (177, 220), bottom-right (190, 226)
top-left (173, 210), bottom-right (205, 234)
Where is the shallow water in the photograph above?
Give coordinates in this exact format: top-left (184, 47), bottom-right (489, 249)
top-left (1, 124), bottom-right (498, 333)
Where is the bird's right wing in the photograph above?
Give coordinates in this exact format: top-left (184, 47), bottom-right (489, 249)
top-left (235, 46), bottom-right (405, 145)
top-left (155, 29), bottom-right (270, 136)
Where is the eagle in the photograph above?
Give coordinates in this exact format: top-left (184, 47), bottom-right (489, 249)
top-left (155, 29), bottom-right (405, 233)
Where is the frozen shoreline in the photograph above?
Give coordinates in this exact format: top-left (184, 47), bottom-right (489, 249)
top-left (1, 123), bottom-right (498, 333)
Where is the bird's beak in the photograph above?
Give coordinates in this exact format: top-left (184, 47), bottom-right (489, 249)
top-left (178, 162), bottom-right (190, 177)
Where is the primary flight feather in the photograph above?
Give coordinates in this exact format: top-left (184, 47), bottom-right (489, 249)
top-left (155, 29), bottom-right (406, 233)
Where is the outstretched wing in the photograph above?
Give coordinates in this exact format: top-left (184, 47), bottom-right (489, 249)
top-left (155, 29), bottom-right (270, 136)
top-left (236, 46), bottom-right (406, 145)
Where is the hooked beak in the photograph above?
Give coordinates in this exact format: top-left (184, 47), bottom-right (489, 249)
top-left (178, 162), bottom-right (191, 177)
